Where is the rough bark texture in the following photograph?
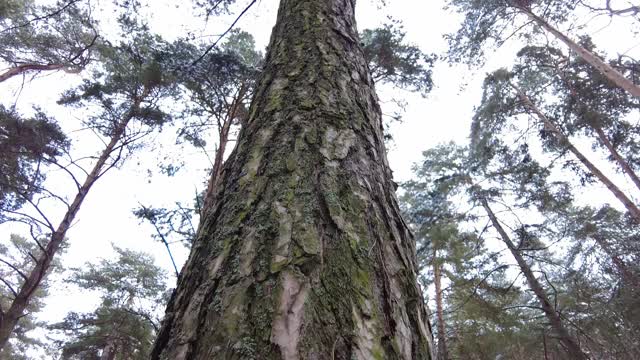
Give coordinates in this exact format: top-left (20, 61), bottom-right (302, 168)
top-left (510, 82), bottom-right (640, 223)
top-left (151, 0), bottom-right (434, 359)
top-left (480, 198), bottom-right (588, 360)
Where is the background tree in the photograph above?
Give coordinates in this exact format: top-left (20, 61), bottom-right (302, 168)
top-left (0, 105), bottom-right (68, 220)
top-left (445, 0), bottom-right (640, 97)
top-left (49, 246), bottom-right (167, 359)
top-left (0, 21), bottom-right (177, 349)
top-left (0, 0), bottom-right (98, 83)
top-left (0, 234), bottom-right (64, 359)
top-left (472, 65), bottom-right (640, 222)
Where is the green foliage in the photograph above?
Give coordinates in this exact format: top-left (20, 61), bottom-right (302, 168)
top-left (362, 20), bottom-right (436, 95)
top-left (444, 0), bottom-right (576, 65)
top-left (57, 24), bottom-right (178, 140)
top-left (0, 235), bottom-right (64, 359)
top-left (514, 40), bottom-right (640, 171)
top-left (50, 246), bottom-right (167, 359)
top-left (170, 30), bottom-right (261, 148)
top-left (0, 106), bottom-right (68, 218)
top-left (0, 0), bottom-right (97, 77)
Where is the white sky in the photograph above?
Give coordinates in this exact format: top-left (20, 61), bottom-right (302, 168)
top-left (1, 0), bottom-right (639, 353)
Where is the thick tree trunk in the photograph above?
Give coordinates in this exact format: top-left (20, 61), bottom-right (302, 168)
top-left (480, 198), bottom-right (588, 360)
top-left (432, 250), bottom-right (448, 360)
top-left (151, 0), bottom-right (434, 359)
top-left (510, 82), bottom-right (640, 223)
top-left (516, 6), bottom-right (640, 98)
top-left (0, 93), bottom-right (143, 349)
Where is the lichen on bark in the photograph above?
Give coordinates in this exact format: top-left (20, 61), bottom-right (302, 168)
top-left (151, 0), bottom-right (434, 359)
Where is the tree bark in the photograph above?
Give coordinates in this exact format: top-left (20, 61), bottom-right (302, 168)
top-left (0, 91), bottom-right (144, 349)
top-left (480, 198), bottom-right (588, 360)
top-left (151, 0), bottom-right (434, 359)
top-left (516, 6), bottom-right (640, 98)
top-left (509, 82), bottom-right (640, 223)
top-left (432, 250), bottom-right (448, 360)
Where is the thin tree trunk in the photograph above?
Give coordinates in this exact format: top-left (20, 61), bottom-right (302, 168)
top-left (543, 330), bottom-right (550, 360)
top-left (516, 6), bottom-right (640, 98)
top-left (509, 82), bottom-right (640, 223)
top-left (201, 85), bottom-right (248, 215)
top-left (552, 68), bottom-right (640, 193)
top-left (433, 249), bottom-right (448, 360)
top-left (480, 198), bottom-right (588, 360)
top-left (0, 91), bottom-right (145, 349)
top-left (592, 125), bottom-right (640, 193)
top-left (151, 0), bottom-right (434, 359)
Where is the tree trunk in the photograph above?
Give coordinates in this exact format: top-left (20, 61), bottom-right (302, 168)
top-left (553, 67), bottom-right (640, 193)
top-left (201, 84), bottom-right (247, 215)
top-left (432, 250), bottom-right (448, 360)
top-left (592, 125), bottom-right (640, 193)
top-left (517, 6), bottom-right (640, 98)
top-left (480, 198), bottom-right (588, 360)
top-left (150, 1), bottom-right (434, 359)
top-left (509, 82), bottom-right (640, 223)
top-left (0, 92), bottom-right (143, 349)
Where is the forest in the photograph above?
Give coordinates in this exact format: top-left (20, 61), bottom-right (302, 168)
top-left (0, 0), bottom-right (638, 359)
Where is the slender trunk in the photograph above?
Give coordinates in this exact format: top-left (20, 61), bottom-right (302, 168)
top-left (592, 125), bottom-right (640, 193)
top-left (543, 330), bottom-right (550, 360)
top-left (151, 0), bottom-right (434, 359)
top-left (510, 82), bottom-right (640, 223)
top-left (201, 85), bottom-right (247, 215)
top-left (517, 7), bottom-right (640, 98)
top-left (433, 250), bottom-right (448, 360)
top-left (0, 92), bottom-right (144, 349)
top-left (0, 63), bottom-right (66, 83)
top-left (480, 198), bottom-right (588, 360)
top-left (554, 68), bottom-right (640, 194)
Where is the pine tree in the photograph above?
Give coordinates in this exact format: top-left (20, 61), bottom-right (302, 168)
top-left (0, 234), bottom-right (64, 359)
top-left (151, 0), bottom-right (434, 358)
top-left (0, 22), bottom-right (176, 349)
top-left (446, 0), bottom-right (640, 97)
top-left (50, 246), bottom-right (167, 359)
top-left (0, 0), bottom-right (98, 83)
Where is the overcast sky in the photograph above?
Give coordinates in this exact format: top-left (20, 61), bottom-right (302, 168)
top-left (1, 0), bottom-right (639, 348)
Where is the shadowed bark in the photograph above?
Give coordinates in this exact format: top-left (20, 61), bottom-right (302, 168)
top-left (151, 0), bottom-right (434, 359)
